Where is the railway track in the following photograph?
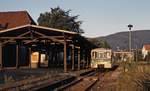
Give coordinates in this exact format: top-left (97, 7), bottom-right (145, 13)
top-left (89, 67), bottom-right (118, 91)
top-left (55, 69), bottom-right (105, 91)
top-left (54, 70), bottom-right (98, 91)
top-left (3, 68), bottom-right (115, 91)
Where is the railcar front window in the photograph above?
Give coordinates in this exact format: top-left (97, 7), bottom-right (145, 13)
top-left (95, 52), bottom-right (98, 59)
top-left (92, 52), bottom-right (94, 58)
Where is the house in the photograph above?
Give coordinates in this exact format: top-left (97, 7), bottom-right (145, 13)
top-left (0, 11), bottom-right (36, 30)
top-left (0, 11), bottom-right (36, 66)
top-left (142, 44), bottom-right (150, 59)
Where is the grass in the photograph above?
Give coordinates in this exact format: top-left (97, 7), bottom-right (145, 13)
top-left (4, 74), bottom-right (15, 83)
top-left (116, 61), bottom-right (150, 91)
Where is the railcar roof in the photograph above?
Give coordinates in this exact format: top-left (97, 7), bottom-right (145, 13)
top-left (91, 48), bottom-right (112, 52)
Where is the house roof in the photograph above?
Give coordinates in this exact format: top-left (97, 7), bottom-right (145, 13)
top-left (143, 44), bottom-right (150, 50)
top-left (0, 11), bottom-right (36, 30)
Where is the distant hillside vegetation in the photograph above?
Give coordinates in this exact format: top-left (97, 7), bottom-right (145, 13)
top-left (93, 30), bottom-right (150, 50)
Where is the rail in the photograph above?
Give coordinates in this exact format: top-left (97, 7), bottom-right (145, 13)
top-left (55, 70), bottom-right (98, 91)
top-left (0, 74), bottom-right (73, 91)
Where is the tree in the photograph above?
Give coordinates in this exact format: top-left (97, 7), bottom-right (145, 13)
top-left (37, 7), bottom-right (83, 33)
top-left (89, 38), bottom-right (110, 48)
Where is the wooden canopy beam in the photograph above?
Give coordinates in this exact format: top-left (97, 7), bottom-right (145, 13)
top-left (0, 37), bottom-right (32, 40)
top-left (45, 37), bottom-right (64, 44)
top-left (1, 30), bottom-right (33, 45)
top-left (24, 38), bottom-right (39, 44)
top-left (28, 29), bottom-right (73, 40)
top-left (0, 27), bottom-right (74, 45)
top-left (75, 46), bottom-right (80, 49)
top-left (18, 31), bottom-right (31, 37)
top-left (1, 31), bottom-right (31, 42)
top-left (0, 36), bottom-right (70, 41)
top-left (1, 40), bottom-right (17, 45)
top-left (33, 31), bottom-right (65, 44)
top-left (33, 31), bottom-right (45, 37)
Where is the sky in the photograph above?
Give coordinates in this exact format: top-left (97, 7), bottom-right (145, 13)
top-left (1, 0), bottom-right (150, 37)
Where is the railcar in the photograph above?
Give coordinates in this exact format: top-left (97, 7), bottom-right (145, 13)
top-left (91, 48), bottom-right (115, 69)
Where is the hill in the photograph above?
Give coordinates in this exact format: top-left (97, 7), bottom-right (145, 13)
top-left (95, 30), bottom-right (150, 50)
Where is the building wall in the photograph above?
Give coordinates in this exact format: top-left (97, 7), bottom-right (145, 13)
top-left (3, 44), bottom-right (16, 67)
top-left (2, 44), bottom-right (29, 67)
top-left (19, 46), bottom-right (29, 66)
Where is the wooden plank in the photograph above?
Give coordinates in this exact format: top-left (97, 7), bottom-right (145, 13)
top-left (1, 31), bottom-right (31, 45)
top-left (31, 31), bottom-right (66, 44)
top-left (0, 43), bottom-right (2, 69)
top-left (75, 46), bottom-right (80, 49)
top-left (0, 36), bottom-right (65, 39)
top-left (0, 37), bottom-right (32, 39)
top-left (31, 25), bottom-right (78, 35)
top-left (3, 67), bottom-right (16, 70)
top-left (18, 31), bottom-right (31, 37)
top-left (29, 48), bottom-right (32, 68)
top-left (64, 42), bottom-right (67, 72)
top-left (42, 36), bottom-right (65, 44)
top-left (86, 53), bottom-right (89, 68)
top-left (78, 48), bottom-right (80, 71)
top-left (24, 38), bottom-right (39, 44)
top-left (1, 40), bottom-right (16, 45)
top-left (16, 45), bottom-right (19, 69)
top-left (34, 31), bottom-right (46, 37)
top-left (38, 51), bottom-right (41, 68)
top-left (71, 45), bottom-right (75, 70)
top-left (63, 35), bottom-right (67, 72)
top-left (33, 30), bottom-right (73, 40)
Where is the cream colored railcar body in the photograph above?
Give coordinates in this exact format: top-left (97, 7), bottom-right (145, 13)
top-left (91, 48), bottom-right (114, 68)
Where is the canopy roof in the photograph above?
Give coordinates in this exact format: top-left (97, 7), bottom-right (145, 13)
top-left (0, 24), bottom-right (79, 46)
top-left (0, 24), bottom-right (78, 36)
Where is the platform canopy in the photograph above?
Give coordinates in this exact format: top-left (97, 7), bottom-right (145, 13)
top-left (0, 24), bottom-right (96, 73)
top-left (0, 24), bottom-right (79, 45)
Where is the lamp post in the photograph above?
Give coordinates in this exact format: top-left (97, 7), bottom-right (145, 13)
top-left (128, 24), bottom-right (133, 52)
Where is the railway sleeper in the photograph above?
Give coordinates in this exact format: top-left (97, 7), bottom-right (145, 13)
top-left (63, 77), bottom-right (98, 91)
top-left (54, 77), bottom-right (83, 91)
